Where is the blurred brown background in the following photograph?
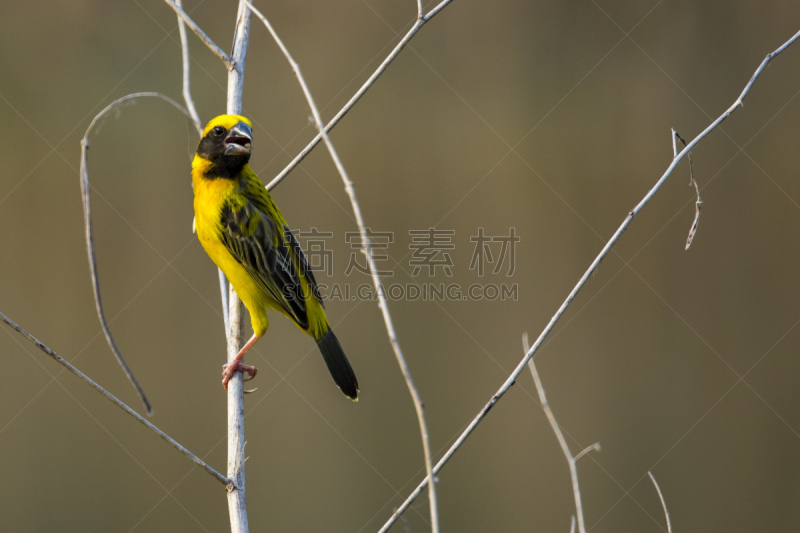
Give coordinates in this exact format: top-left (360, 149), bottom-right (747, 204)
top-left (2, 0), bottom-right (800, 531)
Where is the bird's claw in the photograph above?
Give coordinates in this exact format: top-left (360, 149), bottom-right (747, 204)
top-left (222, 361), bottom-right (258, 390)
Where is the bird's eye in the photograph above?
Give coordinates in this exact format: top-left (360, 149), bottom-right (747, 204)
top-left (212, 126), bottom-right (225, 136)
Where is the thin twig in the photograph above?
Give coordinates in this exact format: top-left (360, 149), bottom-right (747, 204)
top-left (175, 0), bottom-right (202, 135)
top-left (671, 128), bottom-right (677, 157)
top-left (570, 515), bottom-right (576, 533)
top-left (524, 333), bottom-right (594, 533)
top-left (648, 471), bottom-right (673, 533)
top-left (225, 3), bottom-right (252, 532)
top-left (162, 0), bottom-right (233, 68)
top-left (685, 177), bottom-right (702, 250)
top-left (266, 0), bottom-right (454, 191)
top-left (331, 123), bottom-right (440, 533)
top-left (244, 3), bottom-right (439, 531)
top-left (673, 130), bottom-right (702, 250)
top-left (0, 310), bottom-right (230, 486)
top-left (573, 443), bottom-right (601, 463)
top-left (376, 27), bottom-right (800, 533)
top-left (172, 0), bottom-right (232, 337)
top-left (80, 92), bottom-right (194, 416)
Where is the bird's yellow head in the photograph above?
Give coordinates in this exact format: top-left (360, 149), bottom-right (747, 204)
top-left (195, 115), bottom-right (254, 179)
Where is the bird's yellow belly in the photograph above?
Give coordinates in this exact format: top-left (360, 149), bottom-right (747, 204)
top-left (196, 225), bottom-right (271, 336)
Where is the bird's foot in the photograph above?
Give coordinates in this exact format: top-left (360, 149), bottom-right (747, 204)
top-left (222, 361), bottom-right (258, 390)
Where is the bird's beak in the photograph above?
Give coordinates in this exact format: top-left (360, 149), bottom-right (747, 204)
top-left (224, 122), bottom-right (252, 156)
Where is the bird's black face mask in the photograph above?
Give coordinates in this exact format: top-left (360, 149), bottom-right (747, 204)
top-left (196, 121), bottom-right (253, 179)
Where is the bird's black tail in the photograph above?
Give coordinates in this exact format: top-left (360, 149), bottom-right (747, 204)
top-left (317, 329), bottom-right (359, 401)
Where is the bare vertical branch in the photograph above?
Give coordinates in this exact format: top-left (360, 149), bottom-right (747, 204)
top-left (0, 311), bottom-right (230, 486)
top-left (227, 2), bottom-right (251, 113)
top-left (524, 334), bottom-right (597, 533)
top-left (80, 92), bottom-right (195, 416)
top-left (265, 0), bottom-right (454, 191)
top-left (243, 3), bottom-right (439, 531)
top-left (376, 28), bottom-right (800, 533)
top-left (225, 3), bottom-right (252, 532)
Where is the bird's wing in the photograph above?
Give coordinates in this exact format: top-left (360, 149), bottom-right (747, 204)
top-left (220, 198), bottom-right (311, 329)
top-left (243, 172), bottom-right (324, 310)
top-left (284, 226), bottom-right (324, 309)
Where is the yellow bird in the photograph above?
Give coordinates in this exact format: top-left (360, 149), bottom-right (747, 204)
top-left (191, 115), bottom-right (358, 400)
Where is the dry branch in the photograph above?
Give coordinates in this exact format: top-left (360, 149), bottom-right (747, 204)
top-left (80, 92), bottom-right (195, 416)
top-left (175, 0), bottom-right (203, 135)
top-left (162, 0), bottom-right (233, 68)
top-left (648, 472), bottom-right (673, 533)
top-left (0, 310), bottom-right (230, 486)
top-left (172, 0), bottom-right (232, 345)
top-left (266, 0), bottom-right (454, 191)
top-left (377, 27), bottom-right (800, 533)
top-left (672, 130), bottom-right (702, 251)
top-left (224, 3), bottom-right (252, 532)
top-left (524, 334), bottom-right (597, 533)
top-left (244, 2), bottom-right (439, 529)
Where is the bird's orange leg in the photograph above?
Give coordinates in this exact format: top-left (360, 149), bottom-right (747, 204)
top-left (222, 333), bottom-right (260, 390)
